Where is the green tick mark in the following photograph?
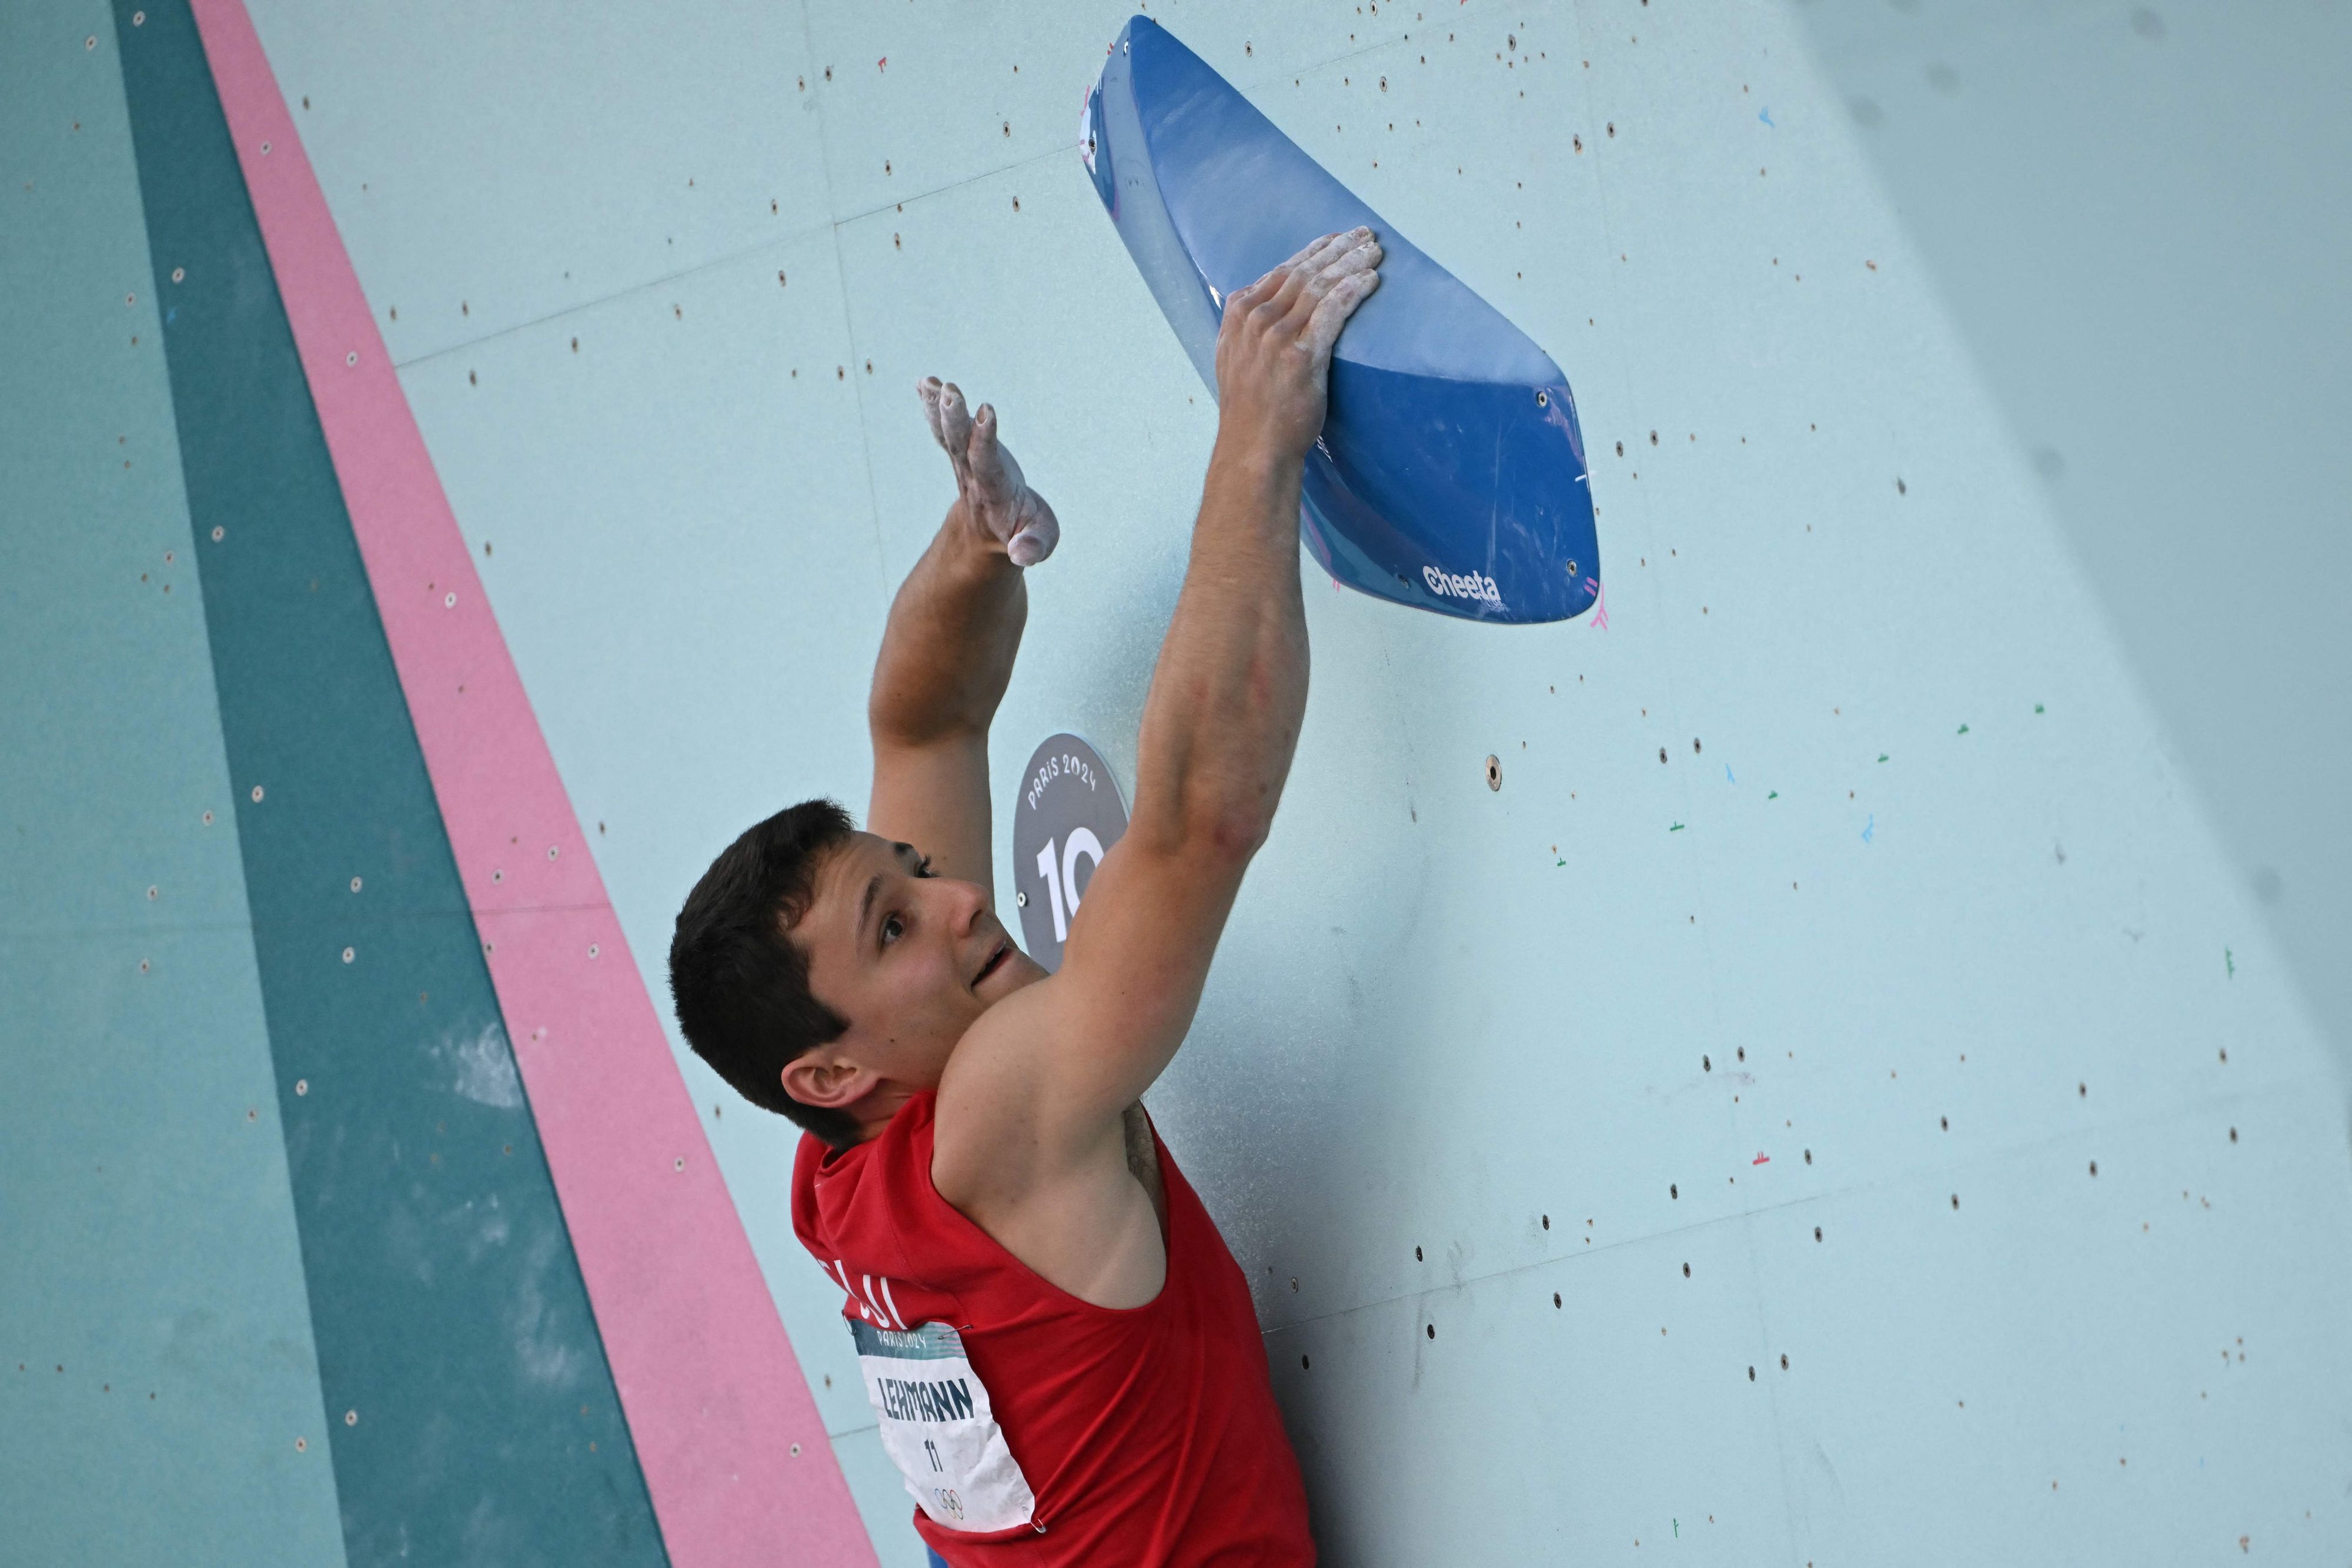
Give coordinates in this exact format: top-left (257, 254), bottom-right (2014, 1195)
top-left (1669, 822), bottom-right (1686, 833)
top-left (2034, 703), bottom-right (2046, 714)
top-left (2226, 948), bottom-right (2235, 979)
top-left (1956, 723), bottom-right (1970, 735)
top-left (1877, 753), bottom-right (1889, 763)
top-left (1766, 790), bottom-right (1778, 800)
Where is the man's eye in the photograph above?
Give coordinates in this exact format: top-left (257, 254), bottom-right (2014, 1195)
top-left (881, 914), bottom-right (904, 947)
top-left (914, 855), bottom-right (936, 878)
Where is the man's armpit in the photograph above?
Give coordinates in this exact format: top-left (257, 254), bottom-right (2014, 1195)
top-left (1123, 1102), bottom-right (1167, 1236)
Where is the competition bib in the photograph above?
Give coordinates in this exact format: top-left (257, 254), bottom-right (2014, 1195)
top-left (850, 1319), bottom-right (1037, 1533)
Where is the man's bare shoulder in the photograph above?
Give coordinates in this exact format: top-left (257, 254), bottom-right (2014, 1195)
top-left (930, 971), bottom-right (1072, 1204)
top-left (928, 971), bottom-right (1168, 1308)
top-left (928, 974), bottom-right (1161, 1182)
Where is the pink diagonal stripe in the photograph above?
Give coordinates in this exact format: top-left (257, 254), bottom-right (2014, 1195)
top-left (187, 4), bottom-right (876, 1561)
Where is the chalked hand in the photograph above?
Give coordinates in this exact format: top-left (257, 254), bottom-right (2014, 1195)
top-left (918, 376), bottom-right (1061, 567)
top-left (1211, 228), bottom-right (1381, 463)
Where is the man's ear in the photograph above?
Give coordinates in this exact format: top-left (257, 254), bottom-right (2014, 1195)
top-left (782, 1050), bottom-right (872, 1111)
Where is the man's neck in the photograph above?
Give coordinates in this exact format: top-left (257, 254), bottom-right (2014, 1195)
top-left (849, 1080), bottom-right (926, 1144)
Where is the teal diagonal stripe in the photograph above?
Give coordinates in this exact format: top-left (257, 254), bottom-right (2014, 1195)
top-left (108, 4), bottom-right (670, 1563)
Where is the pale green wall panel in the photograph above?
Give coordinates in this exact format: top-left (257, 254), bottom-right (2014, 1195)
top-left (1793, 0), bottom-right (2352, 1066)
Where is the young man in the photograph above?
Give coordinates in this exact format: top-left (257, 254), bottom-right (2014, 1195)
top-left (668, 228), bottom-right (1382, 1563)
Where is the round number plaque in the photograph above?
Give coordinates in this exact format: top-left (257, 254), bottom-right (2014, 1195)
top-left (1010, 733), bottom-right (1128, 973)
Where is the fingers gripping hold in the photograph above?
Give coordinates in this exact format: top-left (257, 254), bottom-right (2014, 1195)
top-left (1209, 229), bottom-right (1382, 458)
top-left (915, 376), bottom-right (1060, 567)
top-left (1252, 228), bottom-right (1370, 320)
top-left (1305, 263), bottom-right (1380, 360)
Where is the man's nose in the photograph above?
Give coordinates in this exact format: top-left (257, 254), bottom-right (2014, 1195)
top-left (950, 877), bottom-right (990, 932)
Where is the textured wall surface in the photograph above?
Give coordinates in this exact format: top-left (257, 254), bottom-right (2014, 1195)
top-left (7, 0), bottom-right (2350, 1563)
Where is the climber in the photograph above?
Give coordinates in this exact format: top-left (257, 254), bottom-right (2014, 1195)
top-left (667, 227), bottom-right (1381, 1563)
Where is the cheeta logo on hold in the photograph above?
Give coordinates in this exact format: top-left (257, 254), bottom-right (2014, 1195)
top-left (1424, 564), bottom-right (1502, 604)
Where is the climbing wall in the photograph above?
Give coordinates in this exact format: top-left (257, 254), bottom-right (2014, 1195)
top-left (5, 0), bottom-right (2348, 1564)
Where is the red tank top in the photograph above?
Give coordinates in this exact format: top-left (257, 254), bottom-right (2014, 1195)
top-left (791, 1092), bottom-right (1314, 1565)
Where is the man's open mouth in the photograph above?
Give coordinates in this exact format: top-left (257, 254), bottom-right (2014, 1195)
top-left (974, 941), bottom-right (1011, 987)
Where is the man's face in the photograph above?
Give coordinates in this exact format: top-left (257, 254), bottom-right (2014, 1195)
top-left (788, 833), bottom-right (1044, 1118)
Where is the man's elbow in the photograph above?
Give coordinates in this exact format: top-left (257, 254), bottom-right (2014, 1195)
top-left (869, 697), bottom-right (983, 753)
top-left (1130, 783), bottom-right (1277, 867)
top-left (1182, 798), bottom-right (1275, 866)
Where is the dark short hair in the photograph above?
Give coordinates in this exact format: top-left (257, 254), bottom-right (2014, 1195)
top-left (669, 798), bottom-right (862, 1147)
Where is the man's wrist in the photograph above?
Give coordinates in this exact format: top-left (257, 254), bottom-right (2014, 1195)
top-left (1206, 430), bottom-right (1304, 499)
top-left (937, 499), bottom-right (1023, 578)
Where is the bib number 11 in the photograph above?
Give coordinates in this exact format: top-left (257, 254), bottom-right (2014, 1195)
top-left (850, 1319), bottom-right (1036, 1533)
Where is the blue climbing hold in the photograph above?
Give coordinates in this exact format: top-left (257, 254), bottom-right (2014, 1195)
top-left (1084, 17), bottom-right (1600, 624)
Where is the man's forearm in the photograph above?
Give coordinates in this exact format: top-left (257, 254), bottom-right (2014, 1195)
top-left (1128, 432), bottom-right (1311, 855)
top-left (868, 499), bottom-right (1028, 747)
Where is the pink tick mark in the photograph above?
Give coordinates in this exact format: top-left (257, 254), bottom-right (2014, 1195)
top-left (1585, 576), bottom-right (1610, 631)
top-left (1752, 1152), bottom-right (1770, 1165)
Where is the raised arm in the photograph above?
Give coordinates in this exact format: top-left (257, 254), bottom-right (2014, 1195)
top-left (935, 230), bottom-right (1382, 1298)
top-left (864, 379), bottom-right (1060, 890)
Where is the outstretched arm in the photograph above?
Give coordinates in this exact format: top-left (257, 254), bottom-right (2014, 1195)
top-left (865, 379), bottom-right (1060, 891)
top-left (1037, 227), bottom-right (1381, 1103)
top-left (936, 229), bottom-right (1382, 1304)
